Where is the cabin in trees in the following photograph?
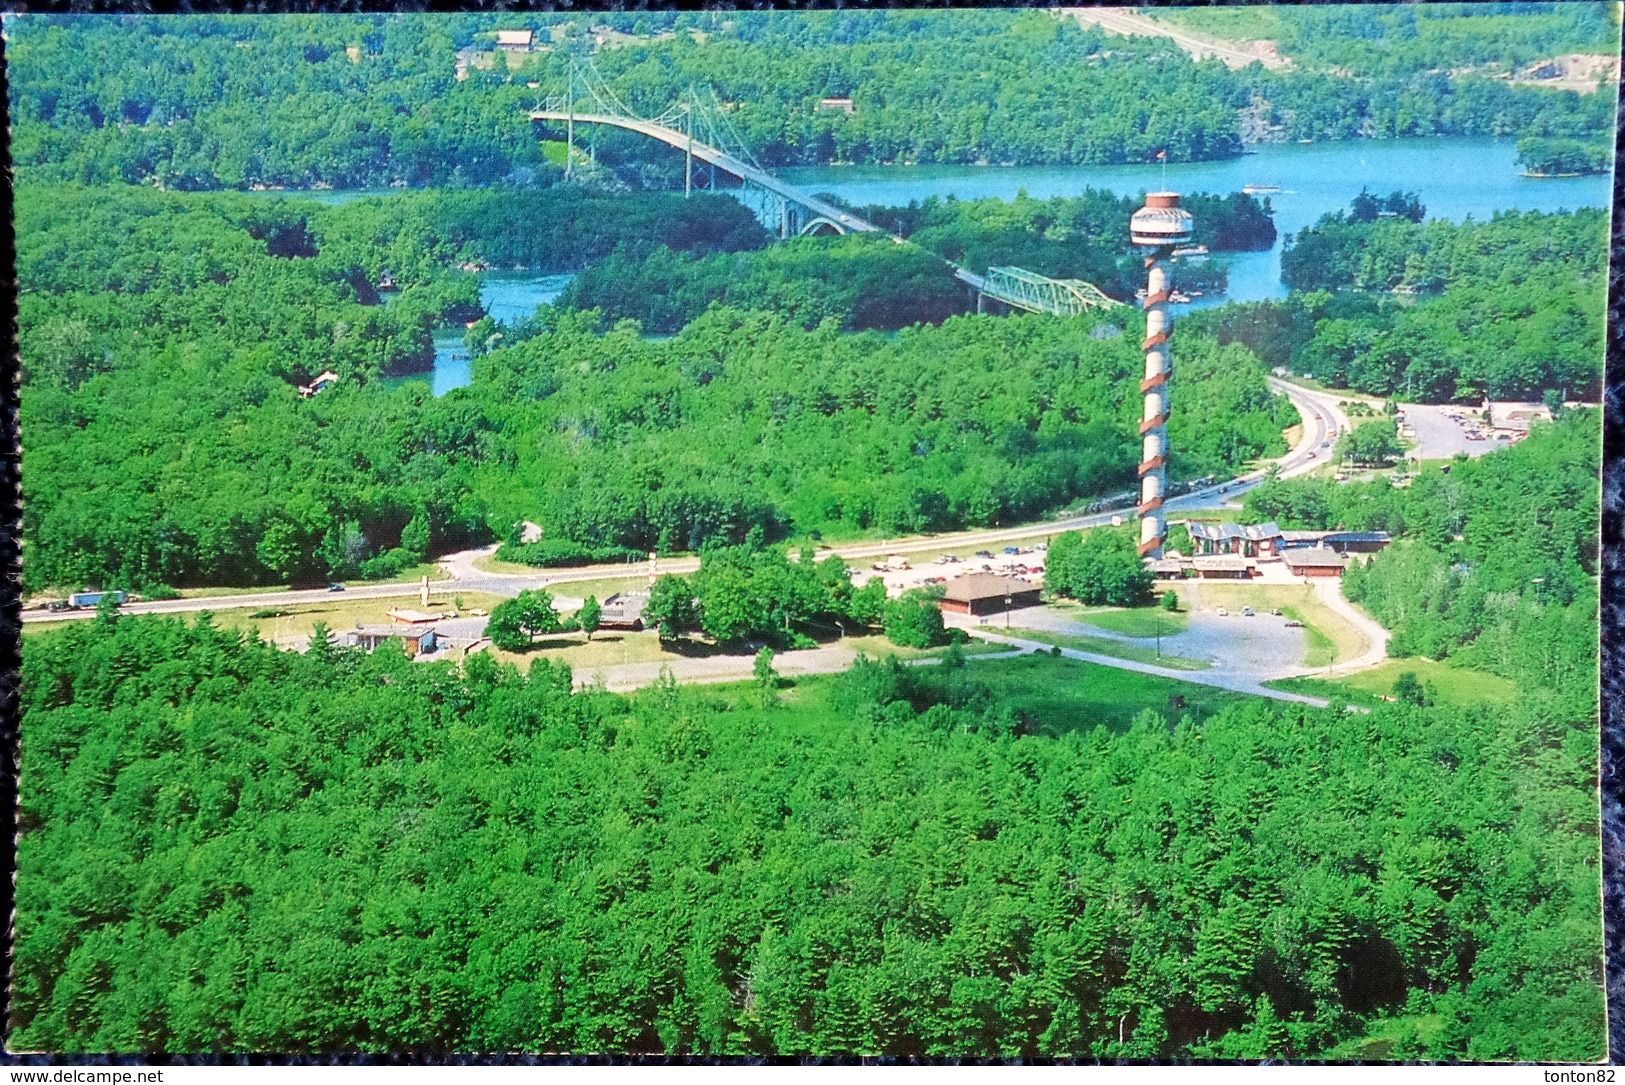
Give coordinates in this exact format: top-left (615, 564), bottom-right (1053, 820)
top-left (496, 29), bottom-right (535, 52)
top-left (599, 591), bottom-right (650, 631)
top-left (1282, 548), bottom-right (1349, 578)
top-left (297, 370), bottom-right (340, 398)
top-left (1188, 521), bottom-right (1283, 558)
top-left (817, 97), bottom-right (856, 114)
top-left (937, 573), bottom-right (1040, 616)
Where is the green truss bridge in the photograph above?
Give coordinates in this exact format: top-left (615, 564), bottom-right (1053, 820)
top-left (530, 60), bottom-right (1123, 319)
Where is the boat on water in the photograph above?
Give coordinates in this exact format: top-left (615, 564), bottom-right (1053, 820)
top-left (1242, 183), bottom-right (1281, 195)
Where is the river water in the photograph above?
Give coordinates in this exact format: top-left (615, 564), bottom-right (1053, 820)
top-left (380, 272), bottom-right (574, 396)
top-left (784, 136), bottom-right (1612, 308)
top-left (355, 136), bottom-right (1608, 393)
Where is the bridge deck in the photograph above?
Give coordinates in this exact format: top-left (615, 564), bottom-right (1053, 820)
top-left (532, 111), bottom-right (883, 236)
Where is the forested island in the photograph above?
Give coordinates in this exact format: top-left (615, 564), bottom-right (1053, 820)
top-left (8, 7), bottom-right (1611, 1064)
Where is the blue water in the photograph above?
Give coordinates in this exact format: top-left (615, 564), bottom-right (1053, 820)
top-left (784, 136), bottom-right (1613, 306)
top-left (383, 272), bottom-right (574, 396)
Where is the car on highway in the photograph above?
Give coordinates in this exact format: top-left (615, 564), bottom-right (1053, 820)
top-left (327, 583), bottom-right (345, 592)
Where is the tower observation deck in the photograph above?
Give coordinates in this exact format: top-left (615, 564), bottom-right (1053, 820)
top-left (1129, 192), bottom-right (1194, 559)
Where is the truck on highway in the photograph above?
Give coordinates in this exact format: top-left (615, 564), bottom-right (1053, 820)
top-left (69, 590), bottom-right (126, 609)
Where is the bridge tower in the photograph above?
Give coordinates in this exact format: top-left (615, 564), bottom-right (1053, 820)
top-left (1129, 192), bottom-right (1193, 559)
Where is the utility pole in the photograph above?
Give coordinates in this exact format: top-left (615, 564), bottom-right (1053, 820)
top-left (684, 99), bottom-right (693, 199)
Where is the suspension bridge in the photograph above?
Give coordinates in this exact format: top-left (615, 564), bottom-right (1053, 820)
top-left (530, 59), bottom-right (1124, 317)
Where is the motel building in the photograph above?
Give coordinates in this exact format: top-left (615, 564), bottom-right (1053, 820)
top-left (1188, 521), bottom-right (1284, 558)
top-left (1281, 547), bottom-right (1350, 578)
top-left (936, 573), bottom-right (1041, 617)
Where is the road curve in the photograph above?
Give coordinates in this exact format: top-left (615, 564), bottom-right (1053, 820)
top-left (27, 377), bottom-right (1332, 626)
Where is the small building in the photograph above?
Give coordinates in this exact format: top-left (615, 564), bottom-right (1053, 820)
top-left (386, 607), bottom-right (448, 625)
top-left (817, 96), bottom-right (856, 114)
top-left (496, 29), bottom-right (534, 51)
top-left (298, 370), bottom-right (341, 398)
top-left (1190, 555), bottom-right (1250, 580)
top-left (1188, 521), bottom-right (1282, 558)
top-left (600, 591), bottom-right (650, 630)
top-left (343, 625), bottom-right (438, 657)
top-left (1282, 548), bottom-right (1348, 578)
top-left (1146, 557), bottom-right (1188, 579)
top-left (1279, 529), bottom-right (1333, 550)
top-left (1323, 530), bottom-right (1392, 554)
top-left (937, 573), bottom-right (1041, 617)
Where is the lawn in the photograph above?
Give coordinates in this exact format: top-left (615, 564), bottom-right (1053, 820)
top-left (1280, 605), bottom-right (1336, 667)
top-left (1264, 657), bottom-right (1520, 709)
top-left (1048, 599), bottom-right (1191, 637)
top-left (1005, 627), bottom-right (1210, 671)
top-left (971, 654), bottom-right (1262, 736)
top-left (205, 591), bottom-right (514, 643)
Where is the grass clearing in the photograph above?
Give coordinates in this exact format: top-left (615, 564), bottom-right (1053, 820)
top-left (1048, 599), bottom-right (1190, 637)
top-left (1281, 606), bottom-right (1336, 667)
top-left (1265, 657), bottom-right (1519, 709)
top-left (971, 654), bottom-right (1261, 736)
top-left (205, 591), bottom-right (512, 642)
top-left (1006, 627), bottom-right (1210, 671)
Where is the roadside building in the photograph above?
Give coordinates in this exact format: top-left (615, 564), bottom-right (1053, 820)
top-left (386, 607), bottom-right (447, 625)
top-left (1190, 555), bottom-right (1250, 580)
top-left (496, 29), bottom-right (535, 51)
top-left (1188, 521), bottom-right (1282, 558)
top-left (599, 591), bottom-right (650, 630)
top-left (1282, 548), bottom-right (1349, 578)
top-left (937, 573), bottom-right (1041, 617)
top-left (1147, 557), bottom-right (1188, 580)
top-left (343, 625), bottom-right (438, 657)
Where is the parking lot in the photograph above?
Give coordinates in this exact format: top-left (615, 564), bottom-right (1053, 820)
top-left (853, 546), bottom-right (1048, 594)
top-left (1395, 403), bottom-right (1511, 460)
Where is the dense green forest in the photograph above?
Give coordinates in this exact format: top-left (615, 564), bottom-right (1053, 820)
top-left (1193, 203), bottom-right (1608, 401)
top-left (7, 9), bottom-right (1616, 187)
top-left (561, 190), bottom-right (1275, 333)
top-left (18, 183), bottom-right (1292, 593)
top-left (1244, 411), bottom-right (1598, 715)
top-left (13, 595), bottom-right (1602, 1057)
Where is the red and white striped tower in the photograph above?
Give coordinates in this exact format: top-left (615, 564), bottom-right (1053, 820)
top-left (1129, 192), bottom-right (1194, 559)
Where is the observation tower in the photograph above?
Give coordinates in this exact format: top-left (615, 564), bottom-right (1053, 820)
top-left (1129, 192), bottom-right (1194, 559)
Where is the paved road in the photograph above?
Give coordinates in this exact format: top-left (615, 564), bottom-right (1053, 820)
top-left (26, 379), bottom-right (1335, 626)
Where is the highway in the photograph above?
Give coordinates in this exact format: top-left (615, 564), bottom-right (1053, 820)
top-left (23, 379), bottom-right (1342, 627)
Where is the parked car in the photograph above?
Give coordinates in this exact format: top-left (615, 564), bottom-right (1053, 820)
top-left (1216, 607), bottom-right (1229, 616)
top-left (976, 550), bottom-right (994, 559)
top-left (328, 583), bottom-right (345, 592)
top-left (1241, 606), bottom-right (1255, 617)
top-left (1270, 608), bottom-right (1282, 616)
top-left (1285, 619), bottom-right (1304, 628)
top-left (1003, 546), bottom-right (1020, 555)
